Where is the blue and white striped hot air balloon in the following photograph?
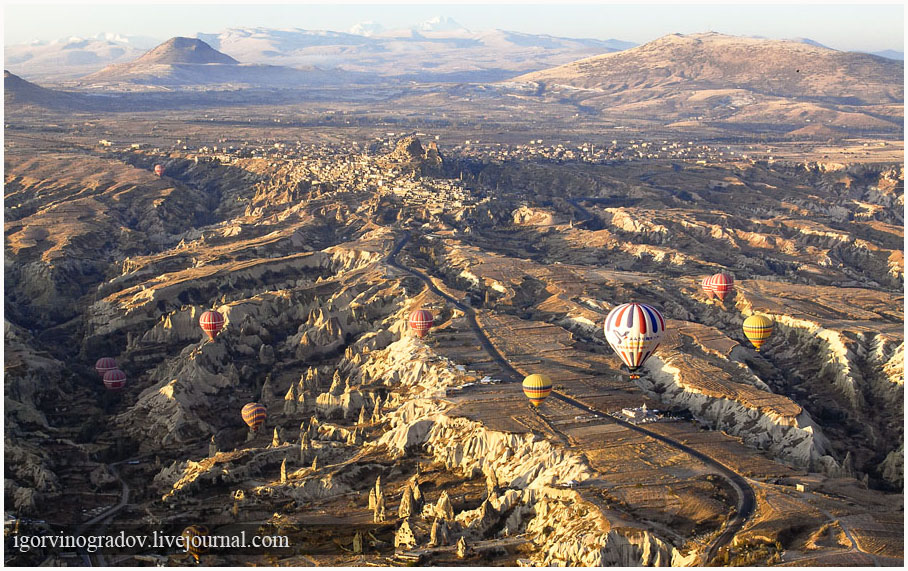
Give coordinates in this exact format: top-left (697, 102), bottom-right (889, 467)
top-left (603, 302), bottom-right (666, 379)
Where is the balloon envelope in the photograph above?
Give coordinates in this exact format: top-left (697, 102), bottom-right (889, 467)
top-left (522, 374), bottom-right (553, 406)
top-left (154, 164), bottom-right (164, 176)
top-left (743, 314), bottom-right (773, 351)
top-left (103, 369), bottom-right (126, 390)
top-left (95, 357), bottom-right (118, 377)
top-left (200, 310), bottom-right (225, 341)
top-left (701, 276), bottom-right (715, 299)
top-left (241, 402), bottom-right (267, 431)
top-left (181, 525), bottom-right (209, 562)
top-left (604, 302), bottom-right (666, 372)
top-left (408, 309), bottom-right (434, 338)
top-left (708, 273), bottom-right (734, 301)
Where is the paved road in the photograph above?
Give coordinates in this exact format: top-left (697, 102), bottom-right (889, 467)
top-left (74, 460), bottom-right (135, 566)
top-left (387, 231), bottom-right (755, 564)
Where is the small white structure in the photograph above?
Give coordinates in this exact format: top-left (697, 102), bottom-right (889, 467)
top-left (619, 403), bottom-right (658, 424)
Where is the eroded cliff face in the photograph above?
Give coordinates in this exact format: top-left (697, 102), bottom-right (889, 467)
top-left (4, 321), bottom-right (95, 513)
top-left (641, 355), bottom-right (835, 473)
top-left (365, 337), bottom-right (695, 566)
top-left (769, 319), bottom-right (903, 487)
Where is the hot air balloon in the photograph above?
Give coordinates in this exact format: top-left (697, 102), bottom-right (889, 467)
top-left (743, 314), bottom-right (773, 352)
top-left (408, 309), bottom-right (434, 338)
top-left (154, 164), bottom-right (164, 177)
top-left (200, 310), bottom-right (225, 341)
top-left (522, 374), bottom-right (553, 407)
top-left (700, 276), bottom-right (715, 299)
top-left (604, 302), bottom-right (666, 379)
top-left (708, 273), bottom-right (734, 302)
top-left (181, 525), bottom-right (209, 564)
top-left (95, 357), bottom-right (118, 377)
top-left (241, 402), bottom-right (267, 431)
top-left (103, 369), bottom-right (126, 391)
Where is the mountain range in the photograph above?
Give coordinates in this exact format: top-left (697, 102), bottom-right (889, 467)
top-left (5, 31), bottom-right (903, 137)
top-left (5, 20), bottom-right (901, 86)
top-left (5, 23), bottom-right (628, 83)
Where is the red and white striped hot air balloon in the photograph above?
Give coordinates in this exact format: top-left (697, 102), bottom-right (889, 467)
top-left (103, 369), bottom-right (127, 391)
top-left (199, 310), bottom-right (225, 341)
top-left (154, 164), bottom-right (164, 177)
top-left (408, 309), bottom-right (434, 338)
top-left (603, 302), bottom-right (666, 379)
top-left (95, 357), bottom-right (118, 377)
top-left (700, 276), bottom-right (715, 299)
top-left (707, 272), bottom-right (734, 302)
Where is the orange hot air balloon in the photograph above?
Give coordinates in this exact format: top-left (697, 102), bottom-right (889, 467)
top-left (241, 403), bottom-right (267, 431)
top-left (408, 309), bottom-right (434, 338)
top-left (708, 272), bottom-right (734, 302)
top-left (95, 357), bottom-right (118, 377)
top-left (154, 164), bottom-right (164, 177)
top-left (103, 369), bottom-right (126, 391)
top-left (199, 310), bottom-right (225, 341)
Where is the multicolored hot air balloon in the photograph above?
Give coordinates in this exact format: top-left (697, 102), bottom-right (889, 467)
top-left (604, 302), bottom-right (666, 379)
top-left (241, 402), bottom-right (267, 431)
top-left (154, 164), bottom-right (164, 177)
top-left (95, 357), bottom-right (118, 377)
top-left (408, 309), bottom-right (434, 338)
top-left (522, 374), bottom-right (553, 407)
top-left (743, 314), bottom-right (773, 352)
top-left (200, 310), bottom-right (225, 341)
top-left (103, 369), bottom-right (127, 391)
top-left (181, 525), bottom-right (209, 563)
top-left (700, 276), bottom-right (715, 299)
top-left (707, 272), bottom-right (735, 302)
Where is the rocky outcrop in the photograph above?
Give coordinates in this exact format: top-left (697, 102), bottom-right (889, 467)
top-left (527, 493), bottom-right (696, 566)
top-left (364, 338), bottom-right (692, 565)
top-left (118, 340), bottom-right (241, 448)
top-left (642, 354), bottom-right (835, 472)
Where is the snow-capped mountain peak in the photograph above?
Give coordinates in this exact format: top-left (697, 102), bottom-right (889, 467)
top-left (349, 21), bottom-right (385, 37)
top-left (417, 16), bottom-right (468, 33)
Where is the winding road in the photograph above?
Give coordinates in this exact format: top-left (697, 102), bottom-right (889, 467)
top-left (74, 460), bottom-right (134, 566)
top-left (387, 230), bottom-right (755, 563)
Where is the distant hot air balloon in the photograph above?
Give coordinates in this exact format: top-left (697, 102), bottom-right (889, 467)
top-left (707, 272), bottom-right (734, 302)
top-left (604, 302), bottom-right (666, 379)
top-left (522, 374), bottom-right (553, 407)
top-left (743, 314), bottom-right (773, 352)
top-left (154, 164), bottom-right (164, 177)
top-left (408, 309), bottom-right (434, 338)
top-left (700, 276), bottom-right (715, 299)
top-left (95, 357), bottom-right (118, 377)
top-left (199, 310), bottom-right (225, 341)
top-left (103, 369), bottom-right (127, 391)
top-left (181, 525), bottom-right (209, 564)
top-left (241, 402), bottom-right (267, 431)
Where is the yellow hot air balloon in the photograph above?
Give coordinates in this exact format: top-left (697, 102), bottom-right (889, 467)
top-left (743, 314), bottom-right (773, 351)
top-left (522, 374), bottom-right (553, 407)
top-left (181, 525), bottom-right (209, 563)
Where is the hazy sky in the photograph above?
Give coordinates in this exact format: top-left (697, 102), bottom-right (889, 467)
top-left (2, 1), bottom-right (905, 53)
